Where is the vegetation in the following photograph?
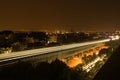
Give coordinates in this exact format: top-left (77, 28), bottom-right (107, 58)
top-left (0, 43), bottom-right (116, 80)
top-left (0, 60), bottom-right (82, 80)
top-left (73, 39), bottom-right (120, 80)
top-left (0, 30), bottom-right (48, 52)
top-left (0, 30), bottom-right (119, 80)
top-left (93, 45), bottom-right (120, 80)
top-left (105, 39), bottom-right (120, 57)
top-left (0, 30), bottom-right (107, 53)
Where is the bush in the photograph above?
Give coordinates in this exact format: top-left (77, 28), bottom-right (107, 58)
top-left (0, 60), bottom-right (82, 80)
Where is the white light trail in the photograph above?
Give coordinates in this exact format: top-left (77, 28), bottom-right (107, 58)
top-left (0, 39), bottom-right (111, 62)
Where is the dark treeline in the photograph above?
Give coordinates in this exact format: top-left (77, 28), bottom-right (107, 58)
top-left (0, 30), bottom-right (107, 53)
top-left (0, 60), bottom-right (81, 80)
top-left (0, 30), bottom-right (48, 52)
top-left (57, 32), bottom-right (107, 44)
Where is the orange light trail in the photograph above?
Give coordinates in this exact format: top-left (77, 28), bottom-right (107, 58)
top-left (61, 45), bottom-right (109, 68)
top-left (67, 57), bottom-right (83, 67)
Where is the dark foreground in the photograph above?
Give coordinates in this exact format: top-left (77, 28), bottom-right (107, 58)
top-left (0, 60), bottom-right (81, 80)
top-left (93, 45), bottom-right (120, 80)
top-left (0, 40), bottom-right (120, 80)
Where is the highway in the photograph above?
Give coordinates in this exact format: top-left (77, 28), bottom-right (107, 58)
top-left (0, 39), bottom-right (111, 63)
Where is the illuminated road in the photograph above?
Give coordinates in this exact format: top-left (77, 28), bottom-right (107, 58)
top-left (0, 39), bottom-right (111, 63)
top-left (82, 54), bottom-right (106, 72)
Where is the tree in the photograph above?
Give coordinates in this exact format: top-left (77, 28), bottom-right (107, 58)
top-left (12, 42), bottom-right (27, 51)
top-left (78, 32), bottom-right (88, 41)
top-left (0, 30), bottom-right (14, 48)
top-left (29, 32), bottom-right (47, 40)
top-left (29, 32), bottom-right (48, 44)
top-left (13, 32), bottom-right (28, 43)
top-left (98, 49), bottom-right (108, 56)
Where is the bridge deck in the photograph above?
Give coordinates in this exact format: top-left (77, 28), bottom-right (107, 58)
top-left (0, 39), bottom-right (110, 63)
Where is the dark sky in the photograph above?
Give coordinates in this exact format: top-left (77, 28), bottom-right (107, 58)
top-left (0, 0), bottom-right (120, 32)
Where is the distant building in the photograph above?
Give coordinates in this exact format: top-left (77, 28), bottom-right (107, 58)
top-left (0, 48), bottom-right (12, 54)
top-left (48, 34), bottom-right (58, 44)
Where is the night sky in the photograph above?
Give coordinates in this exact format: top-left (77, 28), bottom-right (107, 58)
top-left (0, 0), bottom-right (120, 32)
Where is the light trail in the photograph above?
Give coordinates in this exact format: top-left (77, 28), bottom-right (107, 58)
top-left (82, 54), bottom-right (106, 72)
top-left (0, 39), bottom-right (111, 62)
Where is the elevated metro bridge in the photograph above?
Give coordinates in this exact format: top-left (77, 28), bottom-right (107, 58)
top-left (0, 39), bottom-right (111, 67)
